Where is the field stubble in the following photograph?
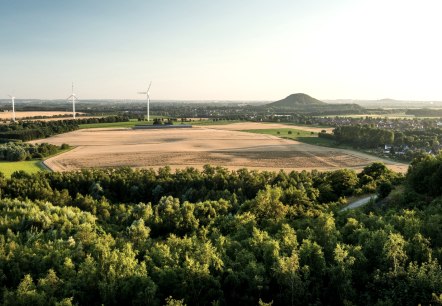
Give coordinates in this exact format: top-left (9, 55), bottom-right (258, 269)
top-left (32, 122), bottom-right (408, 173)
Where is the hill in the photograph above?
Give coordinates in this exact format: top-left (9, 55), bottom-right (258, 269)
top-left (267, 93), bottom-right (326, 108)
top-left (266, 93), bottom-right (364, 114)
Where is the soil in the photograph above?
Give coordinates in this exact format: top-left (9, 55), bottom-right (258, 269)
top-left (31, 123), bottom-right (408, 173)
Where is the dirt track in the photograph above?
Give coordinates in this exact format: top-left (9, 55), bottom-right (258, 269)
top-left (32, 123), bottom-right (408, 173)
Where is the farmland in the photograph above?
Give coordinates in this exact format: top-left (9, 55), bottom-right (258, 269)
top-left (32, 122), bottom-right (408, 173)
top-left (0, 111), bottom-right (81, 120)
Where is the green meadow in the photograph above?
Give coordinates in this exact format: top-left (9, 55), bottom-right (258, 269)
top-left (242, 128), bottom-right (336, 147)
top-left (79, 119), bottom-right (142, 129)
top-left (0, 161), bottom-right (47, 177)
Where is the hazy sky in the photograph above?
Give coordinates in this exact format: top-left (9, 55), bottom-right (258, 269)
top-left (1, 0), bottom-right (442, 100)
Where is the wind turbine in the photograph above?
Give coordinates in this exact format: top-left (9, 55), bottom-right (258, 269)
top-left (138, 81), bottom-right (152, 121)
top-left (66, 82), bottom-right (79, 119)
top-left (7, 95), bottom-right (15, 122)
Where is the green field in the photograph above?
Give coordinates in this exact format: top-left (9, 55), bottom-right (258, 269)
top-left (189, 119), bottom-right (242, 125)
top-left (243, 128), bottom-right (337, 147)
top-left (79, 119), bottom-right (142, 129)
top-left (0, 146), bottom-right (74, 178)
top-left (0, 160), bottom-right (47, 177)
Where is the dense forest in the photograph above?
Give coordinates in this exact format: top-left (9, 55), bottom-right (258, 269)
top-left (329, 126), bottom-right (395, 148)
top-left (322, 125), bottom-right (442, 162)
top-left (0, 159), bottom-right (441, 305)
top-left (330, 125), bottom-right (442, 150)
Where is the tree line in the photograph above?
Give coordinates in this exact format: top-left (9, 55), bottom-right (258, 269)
top-left (0, 142), bottom-right (69, 161)
top-left (0, 116), bottom-right (129, 142)
top-left (326, 125), bottom-right (395, 148)
top-left (320, 125), bottom-right (442, 159)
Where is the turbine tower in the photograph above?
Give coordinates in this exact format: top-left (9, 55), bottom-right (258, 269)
top-left (66, 82), bottom-right (79, 119)
top-left (138, 81), bottom-right (152, 121)
top-left (7, 95), bottom-right (16, 122)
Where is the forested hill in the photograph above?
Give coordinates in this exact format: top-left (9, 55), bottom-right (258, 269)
top-left (266, 93), bottom-right (364, 114)
top-left (0, 160), bottom-right (441, 305)
top-left (267, 93), bottom-right (327, 107)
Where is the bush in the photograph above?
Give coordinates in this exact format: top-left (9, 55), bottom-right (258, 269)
top-left (377, 181), bottom-right (393, 199)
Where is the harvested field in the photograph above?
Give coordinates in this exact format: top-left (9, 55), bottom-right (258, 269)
top-left (31, 124), bottom-right (408, 173)
top-left (0, 111), bottom-right (81, 120)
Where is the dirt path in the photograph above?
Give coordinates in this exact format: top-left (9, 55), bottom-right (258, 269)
top-left (340, 195), bottom-right (376, 212)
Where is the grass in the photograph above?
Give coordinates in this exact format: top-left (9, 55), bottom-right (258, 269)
top-left (264, 122), bottom-right (333, 129)
top-left (244, 128), bottom-right (333, 144)
top-left (0, 146), bottom-right (75, 178)
top-left (242, 128), bottom-right (345, 148)
top-left (244, 128), bottom-right (314, 138)
top-left (79, 119), bottom-right (142, 129)
top-left (190, 120), bottom-right (242, 125)
top-left (0, 160), bottom-right (47, 177)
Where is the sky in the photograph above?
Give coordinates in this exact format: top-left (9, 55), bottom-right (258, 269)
top-left (1, 0), bottom-right (442, 101)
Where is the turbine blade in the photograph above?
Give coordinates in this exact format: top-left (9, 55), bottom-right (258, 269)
top-left (67, 95), bottom-right (79, 101)
top-left (147, 81), bottom-right (152, 92)
top-left (138, 92), bottom-right (147, 94)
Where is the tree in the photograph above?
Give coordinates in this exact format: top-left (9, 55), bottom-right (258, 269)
top-left (383, 233), bottom-right (408, 274)
top-left (249, 186), bottom-right (288, 222)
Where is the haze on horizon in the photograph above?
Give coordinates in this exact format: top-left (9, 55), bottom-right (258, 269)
top-left (1, 0), bottom-right (441, 101)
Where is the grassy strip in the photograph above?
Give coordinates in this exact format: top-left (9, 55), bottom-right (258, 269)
top-left (79, 119), bottom-right (142, 129)
top-left (242, 128), bottom-right (340, 147)
top-left (265, 122), bottom-right (333, 129)
top-left (183, 120), bottom-right (243, 126)
top-left (244, 128), bottom-right (314, 138)
top-left (0, 161), bottom-right (47, 177)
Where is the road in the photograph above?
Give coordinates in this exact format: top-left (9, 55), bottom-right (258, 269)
top-left (340, 195), bottom-right (376, 212)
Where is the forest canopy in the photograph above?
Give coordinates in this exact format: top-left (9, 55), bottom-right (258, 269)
top-left (0, 161), bottom-right (440, 305)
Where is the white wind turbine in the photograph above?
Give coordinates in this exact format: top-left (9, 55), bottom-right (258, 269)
top-left (138, 81), bottom-right (152, 121)
top-left (66, 82), bottom-right (79, 119)
top-left (7, 95), bottom-right (16, 122)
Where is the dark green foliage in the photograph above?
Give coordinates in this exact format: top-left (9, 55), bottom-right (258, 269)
top-left (0, 163), bottom-right (439, 305)
top-left (0, 142), bottom-right (64, 161)
top-left (378, 181), bottom-right (393, 199)
top-left (407, 152), bottom-right (442, 196)
top-left (333, 125), bottom-right (395, 148)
